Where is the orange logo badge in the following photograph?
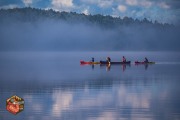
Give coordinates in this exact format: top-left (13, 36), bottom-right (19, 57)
top-left (6, 95), bottom-right (24, 115)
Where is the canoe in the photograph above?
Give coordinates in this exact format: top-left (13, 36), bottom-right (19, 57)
top-left (80, 60), bottom-right (100, 64)
top-left (100, 61), bottom-right (131, 64)
top-left (135, 61), bottom-right (155, 64)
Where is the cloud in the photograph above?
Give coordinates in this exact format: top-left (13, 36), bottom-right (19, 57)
top-left (166, 1), bottom-right (180, 10)
top-left (158, 2), bottom-right (170, 9)
top-left (110, 0), bottom-right (178, 24)
top-left (140, 0), bottom-right (153, 8)
top-left (81, 0), bottom-right (113, 8)
top-left (125, 0), bottom-right (152, 8)
top-left (98, 0), bottom-right (113, 8)
top-left (82, 8), bottom-right (89, 15)
top-left (22, 0), bottom-right (33, 7)
top-left (51, 0), bottom-right (74, 11)
top-left (0, 4), bottom-right (19, 9)
top-left (126, 0), bottom-right (138, 6)
top-left (117, 5), bottom-right (127, 13)
top-left (0, 0), bottom-right (179, 25)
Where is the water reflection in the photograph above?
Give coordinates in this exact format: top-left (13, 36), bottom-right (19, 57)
top-left (0, 52), bottom-right (180, 120)
top-left (145, 64), bottom-right (148, 70)
top-left (6, 85), bottom-right (150, 120)
top-left (80, 63), bottom-right (97, 70)
top-left (106, 64), bottom-right (111, 71)
top-left (134, 63), bottom-right (156, 70)
top-left (92, 65), bottom-right (94, 70)
top-left (2, 78), bottom-right (177, 120)
top-left (99, 64), bottom-right (110, 71)
top-left (52, 90), bottom-right (73, 117)
top-left (80, 63), bottom-right (131, 72)
top-left (99, 64), bottom-right (131, 72)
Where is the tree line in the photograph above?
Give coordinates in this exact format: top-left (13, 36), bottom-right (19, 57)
top-left (0, 7), bottom-right (173, 28)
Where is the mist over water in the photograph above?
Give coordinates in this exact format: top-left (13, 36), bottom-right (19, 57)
top-left (0, 19), bottom-right (180, 51)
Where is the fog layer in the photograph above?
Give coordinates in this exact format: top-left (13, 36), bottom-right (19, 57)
top-left (0, 17), bottom-right (179, 51)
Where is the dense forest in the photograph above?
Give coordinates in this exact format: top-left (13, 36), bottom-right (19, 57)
top-left (0, 7), bottom-right (172, 28)
top-left (0, 7), bottom-right (179, 51)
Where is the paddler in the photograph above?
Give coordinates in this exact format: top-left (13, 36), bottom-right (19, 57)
top-left (122, 56), bottom-right (126, 62)
top-left (92, 57), bottom-right (94, 62)
top-left (106, 57), bottom-right (111, 64)
top-left (144, 57), bottom-right (149, 63)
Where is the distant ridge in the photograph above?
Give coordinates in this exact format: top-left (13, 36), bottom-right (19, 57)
top-left (0, 7), bottom-right (179, 51)
top-left (0, 7), bottom-right (173, 28)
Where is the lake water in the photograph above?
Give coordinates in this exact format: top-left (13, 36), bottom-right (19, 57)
top-left (0, 51), bottom-right (180, 120)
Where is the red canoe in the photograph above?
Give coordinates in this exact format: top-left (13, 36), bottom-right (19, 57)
top-left (80, 60), bottom-right (100, 64)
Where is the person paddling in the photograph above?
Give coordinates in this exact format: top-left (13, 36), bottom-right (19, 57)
top-left (122, 56), bottom-right (126, 63)
top-left (92, 57), bottom-right (94, 62)
top-left (144, 57), bottom-right (149, 63)
top-left (106, 57), bottom-right (111, 64)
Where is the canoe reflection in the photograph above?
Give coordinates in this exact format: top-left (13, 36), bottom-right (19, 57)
top-left (135, 63), bottom-right (155, 70)
top-left (100, 64), bottom-right (131, 72)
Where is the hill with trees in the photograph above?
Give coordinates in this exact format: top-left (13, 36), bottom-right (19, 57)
top-left (0, 7), bottom-right (179, 51)
top-left (0, 7), bottom-right (172, 28)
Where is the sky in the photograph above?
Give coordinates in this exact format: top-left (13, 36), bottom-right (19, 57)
top-left (0, 0), bottom-right (180, 24)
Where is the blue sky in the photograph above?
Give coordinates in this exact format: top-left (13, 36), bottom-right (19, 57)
top-left (0, 0), bottom-right (180, 24)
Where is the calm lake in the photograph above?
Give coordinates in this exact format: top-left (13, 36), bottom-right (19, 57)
top-left (0, 51), bottom-right (180, 120)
